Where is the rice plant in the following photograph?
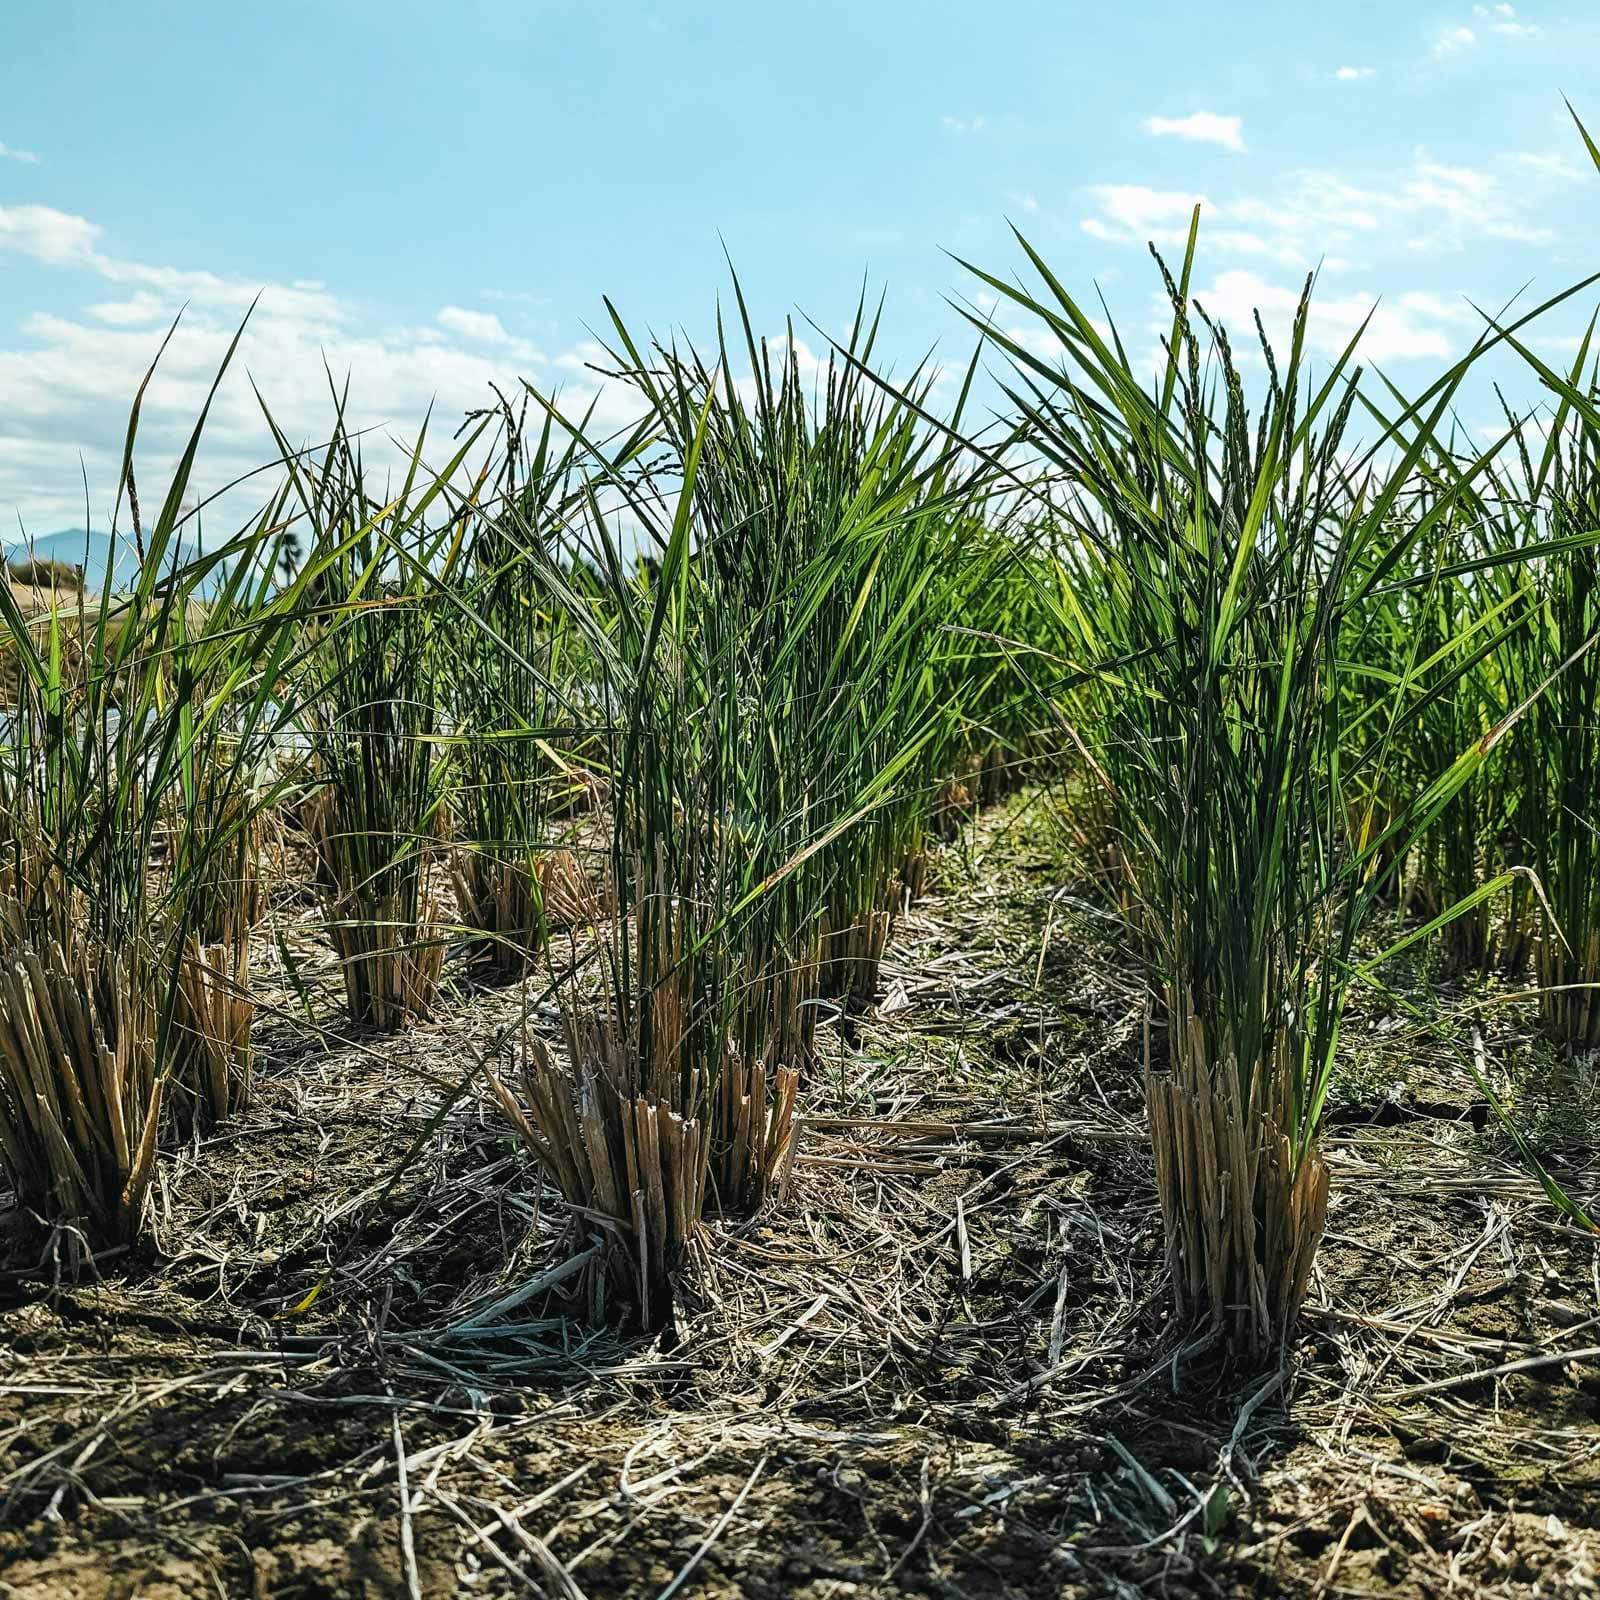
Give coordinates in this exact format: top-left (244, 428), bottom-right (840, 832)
top-left (0, 333), bottom-right (312, 1241)
top-left (1341, 469), bottom-right (1536, 976)
top-left (965, 222), bottom-right (1561, 1353)
top-left (447, 404), bottom-right (603, 975)
top-left (488, 451), bottom-right (751, 1327)
top-left (473, 291), bottom-right (1010, 1324)
top-left (279, 418), bottom-right (464, 1033)
top-left (1486, 348), bottom-right (1600, 1046)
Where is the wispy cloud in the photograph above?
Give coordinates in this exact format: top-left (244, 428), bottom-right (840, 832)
top-left (1435, 4), bottom-right (1536, 56)
top-left (0, 203), bottom-right (625, 531)
top-left (0, 204), bottom-right (101, 265)
top-left (1142, 111), bottom-right (1246, 153)
top-left (438, 305), bottom-right (511, 346)
top-left (940, 114), bottom-right (986, 135)
top-left (436, 305), bottom-right (544, 363)
top-left (1191, 269), bottom-right (1462, 363)
top-left (1433, 24), bottom-right (1477, 56)
top-left (1334, 66), bottom-right (1376, 81)
top-left (0, 141), bottom-right (40, 165)
top-left (1474, 2), bottom-right (1536, 36)
top-left (1082, 150), bottom-right (1554, 265)
top-left (1081, 185), bottom-right (1210, 245)
top-left (1512, 151), bottom-right (1585, 180)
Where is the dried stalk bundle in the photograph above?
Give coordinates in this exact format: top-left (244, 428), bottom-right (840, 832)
top-left (491, 1018), bottom-right (710, 1332)
top-left (168, 934), bottom-right (253, 1129)
top-left (1496, 880), bottom-right (1538, 977)
top-left (818, 881), bottom-right (896, 1012)
top-left (1145, 993), bottom-right (1329, 1355)
top-left (0, 905), bottom-right (162, 1246)
top-left (715, 1052), bottom-right (800, 1215)
top-left (718, 938), bottom-right (813, 1211)
top-left (899, 850), bottom-right (928, 905)
top-left (161, 802), bottom-right (264, 1129)
top-left (451, 846), bottom-right (604, 975)
top-left (930, 773), bottom-right (976, 837)
top-left (1407, 875), bottom-right (1493, 978)
top-left (930, 740), bottom-right (1026, 842)
top-left (975, 740), bottom-right (1022, 807)
top-left (491, 880), bottom-right (808, 1324)
top-left (322, 894), bottom-right (445, 1031)
top-left (306, 789), bottom-right (444, 1030)
top-left (1537, 929), bottom-right (1600, 1050)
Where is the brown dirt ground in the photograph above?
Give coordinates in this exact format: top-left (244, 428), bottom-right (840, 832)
top-left (2, 794), bottom-right (1598, 1600)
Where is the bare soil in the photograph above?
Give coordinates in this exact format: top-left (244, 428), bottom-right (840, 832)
top-left (2, 796), bottom-right (1597, 1599)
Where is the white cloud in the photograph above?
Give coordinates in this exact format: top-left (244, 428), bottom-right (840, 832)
top-left (1207, 229), bottom-right (1309, 267)
top-left (437, 306), bottom-right (510, 345)
top-left (0, 204), bottom-right (101, 266)
top-left (1082, 150), bottom-right (1553, 267)
top-left (1076, 148), bottom-right (1559, 370)
top-left (1395, 289), bottom-right (1478, 324)
top-left (84, 292), bottom-right (174, 327)
top-left (1142, 112), bottom-right (1246, 153)
top-left (1512, 151), bottom-right (1584, 180)
top-left (1083, 184), bottom-right (1209, 244)
top-left (1000, 317), bottom-right (1115, 367)
top-left (1191, 269), bottom-right (1459, 363)
top-left (1085, 188), bottom-right (1304, 265)
top-left (1532, 333), bottom-right (1590, 356)
top-left (0, 207), bottom-right (634, 533)
top-left (1474, 2), bottom-right (1535, 35)
top-left (1434, 24), bottom-right (1477, 55)
top-left (0, 141), bottom-right (40, 165)
top-left (1483, 219), bottom-right (1558, 243)
top-left (1335, 66), bottom-right (1376, 80)
top-left (940, 114), bottom-right (986, 135)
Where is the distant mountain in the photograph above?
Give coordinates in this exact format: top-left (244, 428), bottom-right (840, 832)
top-left (3, 530), bottom-right (216, 594)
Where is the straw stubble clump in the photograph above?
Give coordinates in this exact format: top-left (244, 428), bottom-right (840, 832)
top-left (1146, 995), bottom-right (1329, 1356)
top-left (451, 845), bottom-right (605, 976)
top-left (307, 784), bottom-right (447, 1031)
top-left (0, 905), bottom-right (163, 1247)
top-left (492, 1020), bottom-right (712, 1333)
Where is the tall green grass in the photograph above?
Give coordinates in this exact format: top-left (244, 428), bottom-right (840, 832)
top-left (0, 331), bottom-right (321, 1242)
top-left (1492, 350), bottom-right (1600, 1046)
top-left (445, 407), bottom-right (602, 974)
top-left (479, 291), bottom-right (1020, 1324)
top-left (273, 413), bottom-right (471, 1032)
top-left (964, 219), bottom-right (1580, 1352)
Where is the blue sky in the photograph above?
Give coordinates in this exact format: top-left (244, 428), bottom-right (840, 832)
top-left (3, 0), bottom-right (1600, 532)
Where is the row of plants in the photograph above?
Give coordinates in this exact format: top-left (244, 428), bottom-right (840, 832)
top-left (997, 209), bottom-right (1600, 1353)
top-left (3, 195), bottom-right (1599, 1362)
top-left (0, 299), bottom-right (1041, 1321)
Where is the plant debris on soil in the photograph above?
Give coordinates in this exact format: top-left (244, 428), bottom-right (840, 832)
top-left (2, 795), bottom-right (1597, 1600)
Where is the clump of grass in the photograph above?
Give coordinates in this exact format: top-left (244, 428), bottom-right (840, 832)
top-left (281, 418), bottom-right (463, 1032)
top-left (0, 883), bottom-right (160, 1247)
top-left (487, 441), bottom-right (757, 1323)
top-left (447, 403), bottom-right (603, 974)
top-left (483, 288), bottom-right (1010, 1322)
top-left (0, 329), bottom-right (311, 1241)
top-left (969, 219), bottom-right (1556, 1354)
top-left (606, 287), bottom-right (1014, 1105)
top-left (1504, 362), bottom-right (1600, 1047)
top-left (1343, 474), bottom-right (1535, 978)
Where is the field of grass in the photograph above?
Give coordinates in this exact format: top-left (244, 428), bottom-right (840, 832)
top-left (1, 209), bottom-right (1599, 1598)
